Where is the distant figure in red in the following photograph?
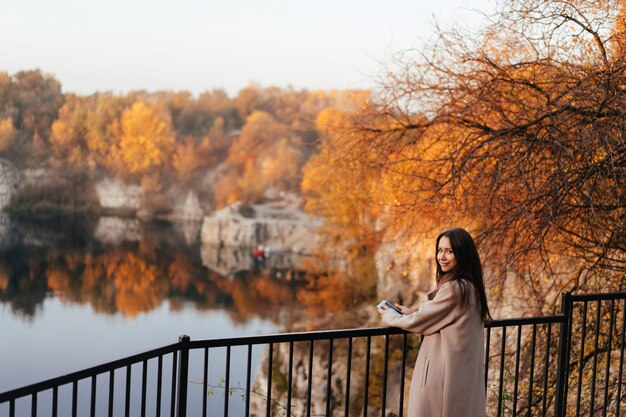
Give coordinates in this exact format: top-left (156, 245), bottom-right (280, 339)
top-left (252, 245), bottom-right (265, 258)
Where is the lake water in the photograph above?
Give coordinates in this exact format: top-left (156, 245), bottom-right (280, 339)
top-left (0, 214), bottom-right (313, 398)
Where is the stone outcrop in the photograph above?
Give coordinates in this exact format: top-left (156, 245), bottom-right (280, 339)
top-left (95, 177), bottom-right (207, 221)
top-left (200, 200), bottom-right (321, 254)
top-left (21, 167), bottom-right (61, 188)
top-left (199, 198), bottom-right (321, 276)
top-left (94, 216), bottom-right (140, 244)
top-left (168, 190), bottom-right (205, 221)
top-left (173, 219), bottom-right (203, 245)
top-left (95, 177), bottom-right (141, 211)
top-left (0, 159), bottom-right (20, 209)
top-left (200, 243), bottom-right (314, 277)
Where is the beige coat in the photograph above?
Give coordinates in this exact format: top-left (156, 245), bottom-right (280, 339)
top-left (382, 280), bottom-right (485, 417)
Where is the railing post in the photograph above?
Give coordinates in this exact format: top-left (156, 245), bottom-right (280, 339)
top-left (176, 335), bottom-right (191, 417)
top-left (555, 291), bottom-right (572, 417)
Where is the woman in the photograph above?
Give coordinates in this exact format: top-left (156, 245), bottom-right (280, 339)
top-left (379, 227), bottom-right (491, 417)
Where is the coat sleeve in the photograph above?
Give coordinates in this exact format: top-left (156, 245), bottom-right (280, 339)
top-left (381, 281), bottom-right (459, 335)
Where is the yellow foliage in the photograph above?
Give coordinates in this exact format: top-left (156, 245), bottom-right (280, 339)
top-left (238, 160), bottom-right (265, 203)
top-left (51, 104), bottom-right (79, 147)
top-left (172, 137), bottom-right (204, 184)
top-left (115, 101), bottom-right (175, 174)
top-left (105, 252), bottom-right (167, 317)
top-left (213, 171), bottom-right (241, 209)
top-left (260, 138), bottom-right (301, 190)
top-left (301, 105), bottom-right (381, 248)
top-left (0, 118), bottom-right (15, 152)
top-left (227, 111), bottom-right (288, 168)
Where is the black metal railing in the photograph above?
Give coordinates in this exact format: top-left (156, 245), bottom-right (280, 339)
top-left (1, 291), bottom-right (625, 417)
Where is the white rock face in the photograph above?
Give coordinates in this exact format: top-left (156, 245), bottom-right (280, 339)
top-left (200, 245), bottom-right (252, 277)
top-left (21, 167), bottom-right (59, 187)
top-left (170, 191), bottom-right (204, 221)
top-left (94, 216), bottom-right (140, 244)
top-left (95, 177), bottom-right (141, 210)
top-left (173, 219), bottom-right (203, 245)
top-left (200, 243), bottom-right (314, 277)
top-left (0, 159), bottom-right (20, 209)
top-left (200, 201), bottom-right (321, 254)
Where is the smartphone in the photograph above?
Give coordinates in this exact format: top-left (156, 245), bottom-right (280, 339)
top-left (377, 299), bottom-right (403, 315)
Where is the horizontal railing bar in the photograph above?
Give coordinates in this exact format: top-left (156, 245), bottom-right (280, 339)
top-left (569, 292), bottom-right (626, 302)
top-left (486, 315), bottom-right (565, 327)
top-left (188, 327), bottom-right (407, 349)
top-left (186, 315), bottom-right (564, 349)
top-left (0, 343), bottom-right (179, 403)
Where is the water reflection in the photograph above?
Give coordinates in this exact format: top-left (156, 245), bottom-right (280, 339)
top-left (1, 214), bottom-right (386, 416)
top-left (93, 216), bottom-right (140, 244)
top-left (0, 215), bottom-right (315, 322)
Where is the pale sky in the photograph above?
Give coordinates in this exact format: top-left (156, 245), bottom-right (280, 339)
top-left (0, 0), bottom-right (493, 97)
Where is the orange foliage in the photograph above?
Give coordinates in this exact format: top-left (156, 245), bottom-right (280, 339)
top-left (0, 118), bottom-right (15, 152)
top-left (46, 268), bottom-right (71, 294)
top-left (113, 101), bottom-right (175, 174)
top-left (172, 137), bottom-right (204, 184)
top-left (227, 111), bottom-right (288, 168)
top-left (213, 171), bottom-right (241, 208)
top-left (301, 101), bottom-right (382, 249)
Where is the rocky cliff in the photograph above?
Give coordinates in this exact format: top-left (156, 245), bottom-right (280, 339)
top-left (0, 159), bottom-right (20, 210)
top-left (95, 177), bottom-right (206, 221)
top-left (200, 200), bottom-right (321, 254)
top-left (94, 177), bottom-right (141, 211)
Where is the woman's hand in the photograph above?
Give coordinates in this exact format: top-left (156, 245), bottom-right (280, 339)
top-left (394, 303), bottom-right (413, 315)
top-left (378, 303), bottom-right (412, 318)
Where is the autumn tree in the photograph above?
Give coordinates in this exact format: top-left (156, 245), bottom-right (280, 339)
top-left (0, 70), bottom-right (63, 160)
top-left (203, 116), bottom-right (229, 157)
top-left (172, 136), bottom-right (204, 184)
top-left (84, 93), bottom-right (133, 169)
top-left (0, 73), bottom-right (15, 152)
top-left (218, 110), bottom-right (306, 204)
top-left (112, 100), bottom-right (175, 175)
top-left (259, 138), bottom-right (302, 190)
top-left (234, 84), bottom-right (265, 121)
top-left (300, 96), bottom-right (386, 312)
top-left (170, 89), bottom-right (237, 137)
top-left (302, 101), bottom-right (381, 249)
top-left (227, 111), bottom-right (286, 167)
top-left (314, 0), bottom-right (625, 307)
top-left (50, 94), bottom-right (90, 166)
top-left (0, 117), bottom-right (15, 152)
top-left (299, 4), bottom-right (626, 415)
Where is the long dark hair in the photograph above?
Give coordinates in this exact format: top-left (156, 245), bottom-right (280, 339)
top-left (434, 228), bottom-right (491, 322)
